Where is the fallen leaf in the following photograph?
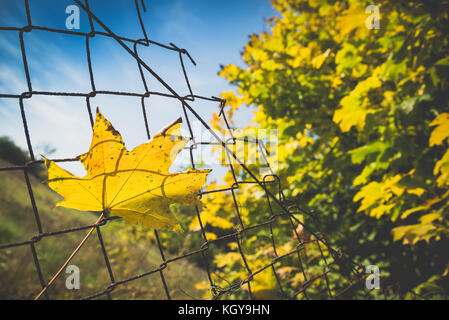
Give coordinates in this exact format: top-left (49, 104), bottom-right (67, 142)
top-left (44, 108), bottom-right (211, 231)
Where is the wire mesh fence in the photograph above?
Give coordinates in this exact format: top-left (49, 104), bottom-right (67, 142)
top-left (0, 0), bottom-right (414, 300)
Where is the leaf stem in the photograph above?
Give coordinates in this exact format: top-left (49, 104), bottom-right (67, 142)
top-left (34, 213), bottom-right (105, 300)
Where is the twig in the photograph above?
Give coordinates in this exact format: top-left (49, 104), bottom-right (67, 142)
top-left (34, 213), bottom-right (105, 300)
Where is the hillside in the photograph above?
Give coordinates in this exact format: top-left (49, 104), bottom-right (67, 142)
top-left (0, 159), bottom-right (207, 299)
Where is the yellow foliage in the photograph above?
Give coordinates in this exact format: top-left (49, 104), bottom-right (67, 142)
top-left (205, 232), bottom-right (217, 240)
top-left (429, 113), bottom-right (449, 186)
top-left (407, 188), bottom-right (426, 197)
top-left (312, 49), bottom-right (331, 69)
top-left (393, 213), bottom-right (442, 245)
top-left (333, 76), bottom-right (382, 132)
top-left (354, 174), bottom-right (404, 217)
top-left (189, 182), bottom-right (234, 231)
top-left (434, 149), bottom-right (449, 187)
top-left (218, 64), bottom-right (241, 81)
top-left (245, 268), bottom-right (278, 293)
top-left (333, 102), bottom-right (372, 132)
top-left (220, 91), bottom-right (247, 113)
top-left (214, 252), bottom-right (241, 268)
top-left (400, 197), bottom-right (442, 219)
top-left (429, 113), bottom-right (449, 146)
top-left (335, 5), bottom-right (371, 41)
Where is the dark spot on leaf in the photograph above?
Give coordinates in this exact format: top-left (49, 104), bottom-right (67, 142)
top-left (106, 124), bottom-right (120, 136)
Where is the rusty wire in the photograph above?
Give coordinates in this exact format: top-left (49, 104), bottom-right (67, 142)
top-left (0, 0), bottom-right (408, 300)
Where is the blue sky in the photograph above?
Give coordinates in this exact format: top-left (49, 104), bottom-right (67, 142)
top-left (0, 0), bottom-right (277, 181)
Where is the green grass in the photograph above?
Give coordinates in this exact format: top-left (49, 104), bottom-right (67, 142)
top-left (0, 160), bottom-right (208, 300)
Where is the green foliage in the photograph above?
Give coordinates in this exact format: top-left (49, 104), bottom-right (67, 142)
top-left (213, 0), bottom-right (449, 298)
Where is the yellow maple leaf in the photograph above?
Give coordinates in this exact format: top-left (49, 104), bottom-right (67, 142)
top-left (429, 113), bottom-right (449, 146)
top-left (434, 149), bottom-right (449, 186)
top-left (334, 5), bottom-right (370, 42)
top-left (333, 76), bottom-right (381, 132)
top-left (429, 113), bottom-right (449, 186)
top-left (44, 108), bottom-right (211, 232)
top-left (333, 102), bottom-right (370, 132)
top-left (312, 49), bottom-right (331, 69)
